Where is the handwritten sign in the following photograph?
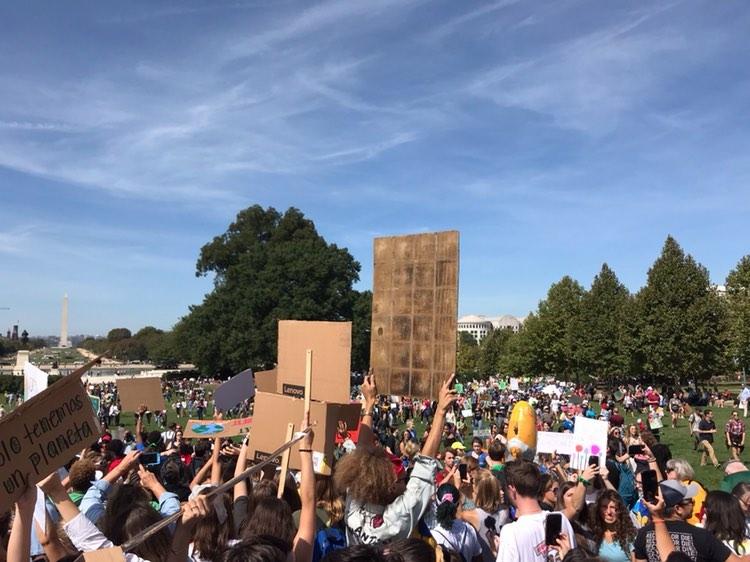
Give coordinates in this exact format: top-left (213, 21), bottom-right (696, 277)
top-left (571, 416), bottom-right (608, 470)
top-left (24, 363), bottom-right (48, 401)
top-left (0, 372), bottom-right (100, 513)
top-left (536, 431), bottom-right (575, 455)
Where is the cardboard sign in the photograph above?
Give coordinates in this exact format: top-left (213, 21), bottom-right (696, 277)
top-left (254, 369), bottom-right (278, 394)
top-left (116, 377), bottom-right (166, 412)
top-left (183, 417), bottom-right (253, 438)
top-left (571, 416), bottom-right (608, 470)
top-left (276, 321), bottom-right (351, 404)
top-left (215, 369), bottom-right (255, 412)
top-left (536, 431), bottom-right (575, 455)
top-left (0, 372), bottom-right (100, 513)
top-left (248, 391), bottom-right (360, 475)
top-left (370, 231), bottom-right (459, 399)
top-left (24, 363), bottom-right (48, 401)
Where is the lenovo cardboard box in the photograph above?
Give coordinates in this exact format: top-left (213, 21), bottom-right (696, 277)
top-left (248, 391), bottom-right (360, 475)
top-left (276, 320), bottom-right (351, 404)
top-left (254, 369), bottom-right (278, 394)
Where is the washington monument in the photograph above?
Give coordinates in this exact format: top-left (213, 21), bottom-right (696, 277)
top-left (59, 293), bottom-right (70, 348)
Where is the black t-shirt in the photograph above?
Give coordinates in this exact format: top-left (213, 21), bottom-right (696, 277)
top-left (699, 419), bottom-right (716, 443)
top-left (633, 520), bottom-right (731, 562)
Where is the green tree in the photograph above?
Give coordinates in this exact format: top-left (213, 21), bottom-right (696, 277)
top-left (577, 264), bottom-right (630, 384)
top-left (534, 276), bottom-right (585, 379)
top-left (107, 328), bottom-right (132, 342)
top-left (457, 337), bottom-right (481, 381)
top-left (174, 206), bottom-right (361, 375)
top-left (350, 290), bottom-right (372, 373)
top-left (459, 331), bottom-right (478, 347)
top-left (478, 328), bottom-right (513, 376)
top-left (635, 236), bottom-right (729, 383)
top-left (726, 256), bottom-right (750, 377)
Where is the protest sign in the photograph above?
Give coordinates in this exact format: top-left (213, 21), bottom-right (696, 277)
top-left (24, 362), bottom-right (48, 401)
top-left (0, 372), bottom-right (100, 513)
top-left (370, 230), bottom-right (459, 399)
top-left (254, 369), bottom-right (277, 394)
top-left (473, 428), bottom-right (491, 438)
top-left (571, 416), bottom-right (608, 470)
top-left (276, 321), bottom-right (351, 403)
top-left (116, 377), bottom-right (165, 412)
top-left (183, 417), bottom-right (253, 438)
top-left (536, 431), bottom-right (575, 455)
top-left (509, 378), bottom-right (519, 391)
top-left (248, 391), bottom-right (360, 475)
top-left (214, 369), bottom-right (255, 412)
top-left (89, 395), bottom-right (101, 414)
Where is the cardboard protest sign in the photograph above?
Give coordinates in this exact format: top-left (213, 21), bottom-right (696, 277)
top-left (571, 416), bottom-right (608, 470)
top-left (276, 321), bottom-right (351, 403)
top-left (536, 431), bottom-right (575, 455)
top-left (370, 231), bottom-right (459, 399)
top-left (184, 417), bottom-right (253, 438)
top-left (254, 369), bottom-right (277, 394)
top-left (215, 369), bottom-right (255, 412)
top-left (116, 377), bottom-right (165, 412)
top-left (248, 391), bottom-right (360, 475)
top-left (0, 372), bottom-right (100, 513)
top-left (509, 378), bottom-right (519, 391)
top-left (24, 363), bottom-right (48, 401)
top-left (473, 428), bottom-right (491, 438)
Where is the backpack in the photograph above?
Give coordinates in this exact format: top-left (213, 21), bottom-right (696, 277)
top-left (313, 524), bottom-right (347, 562)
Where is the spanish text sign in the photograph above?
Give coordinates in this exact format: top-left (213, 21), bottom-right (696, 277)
top-left (0, 374), bottom-right (100, 513)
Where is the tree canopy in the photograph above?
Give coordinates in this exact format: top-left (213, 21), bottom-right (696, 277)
top-left (173, 205), bottom-right (365, 376)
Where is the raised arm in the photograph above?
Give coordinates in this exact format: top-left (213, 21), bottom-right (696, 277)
top-left (357, 371), bottom-right (378, 453)
top-left (421, 374), bottom-right (459, 459)
top-left (234, 436), bottom-right (250, 501)
top-left (293, 410), bottom-right (315, 562)
top-left (7, 483), bottom-right (37, 562)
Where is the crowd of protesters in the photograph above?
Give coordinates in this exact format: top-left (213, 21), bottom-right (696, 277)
top-left (4, 374), bottom-right (750, 562)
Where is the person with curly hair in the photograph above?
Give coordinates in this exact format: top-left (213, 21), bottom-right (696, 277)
top-left (334, 372), bottom-right (458, 546)
top-left (589, 490), bottom-right (636, 562)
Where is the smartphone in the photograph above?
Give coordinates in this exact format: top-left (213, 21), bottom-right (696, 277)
top-left (628, 445), bottom-right (644, 456)
top-left (545, 513), bottom-right (563, 546)
top-left (642, 469), bottom-right (658, 502)
top-left (140, 452), bottom-right (160, 466)
top-left (459, 463), bottom-right (468, 481)
top-left (588, 455), bottom-right (599, 468)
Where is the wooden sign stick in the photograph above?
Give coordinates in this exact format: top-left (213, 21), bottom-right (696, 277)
top-left (304, 349), bottom-right (313, 414)
top-left (277, 422), bottom-right (295, 498)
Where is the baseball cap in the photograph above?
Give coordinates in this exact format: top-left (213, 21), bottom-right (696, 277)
top-left (451, 441), bottom-right (466, 450)
top-left (659, 480), bottom-right (699, 508)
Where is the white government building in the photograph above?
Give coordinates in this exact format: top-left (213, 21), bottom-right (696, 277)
top-left (457, 314), bottom-right (525, 343)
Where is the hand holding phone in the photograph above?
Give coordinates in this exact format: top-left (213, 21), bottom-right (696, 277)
top-left (545, 513), bottom-right (563, 546)
top-left (641, 469), bottom-right (658, 502)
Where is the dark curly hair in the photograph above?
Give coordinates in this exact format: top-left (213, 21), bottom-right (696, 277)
top-left (589, 489), bottom-right (635, 554)
top-left (334, 447), bottom-right (397, 506)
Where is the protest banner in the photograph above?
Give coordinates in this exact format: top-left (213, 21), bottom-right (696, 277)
top-left (571, 416), bottom-right (608, 470)
top-left (248, 391), bottom-right (360, 475)
top-left (24, 362), bottom-right (48, 401)
top-left (509, 378), bottom-right (519, 391)
top-left (116, 377), bottom-right (165, 412)
top-left (473, 428), bottom-right (491, 438)
top-left (276, 321), bottom-right (351, 403)
top-left (0, 371), bottom-right (100, 513)
top-left (370, 230), bottom-right (459, 399)
top-left (214, 369), bottom-right (255, 412)
top-left (536, 431), bottom-right (575, 455)
top-left (183, 417), bottom-right (253, 438)
top-left (254, 368), bottom-right (277, 394)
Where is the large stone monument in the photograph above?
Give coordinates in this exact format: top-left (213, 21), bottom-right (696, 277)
top-left (59, 293), bottom-right (70, 348)
top-left (13, 350), bottom-right (29, 376)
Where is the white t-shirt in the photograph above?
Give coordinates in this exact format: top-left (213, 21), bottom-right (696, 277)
top-left (496, 510), bottom-right (576, 562)
top-left (431, 520), bottom-right (482, 562)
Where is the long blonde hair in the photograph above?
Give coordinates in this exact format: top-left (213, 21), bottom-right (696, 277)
top-left (472, 469), bottom-right (503, 513)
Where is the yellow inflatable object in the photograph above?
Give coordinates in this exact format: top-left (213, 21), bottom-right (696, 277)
top-left (506, 401), bottom-right (537, 460)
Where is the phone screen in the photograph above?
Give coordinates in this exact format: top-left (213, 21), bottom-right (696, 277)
top-left (545, 513), bottom-right (563, 546)
top-left (628, 445), bottom-right (644, 456)
top-left (140, 452), bottom-right (160, 466)
top-left (588, 455), bottom-right (599, 467)
top-left (459, 464), bottom-right (468, 480)
top-left (642, 469), bottom-right (658, 502)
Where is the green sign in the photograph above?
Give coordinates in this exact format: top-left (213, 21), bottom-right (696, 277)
top-left (89, 395), bottom-right (100, 414)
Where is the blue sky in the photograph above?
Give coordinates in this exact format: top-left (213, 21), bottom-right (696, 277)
top-left (1, 1), bottom-right (749, 337)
